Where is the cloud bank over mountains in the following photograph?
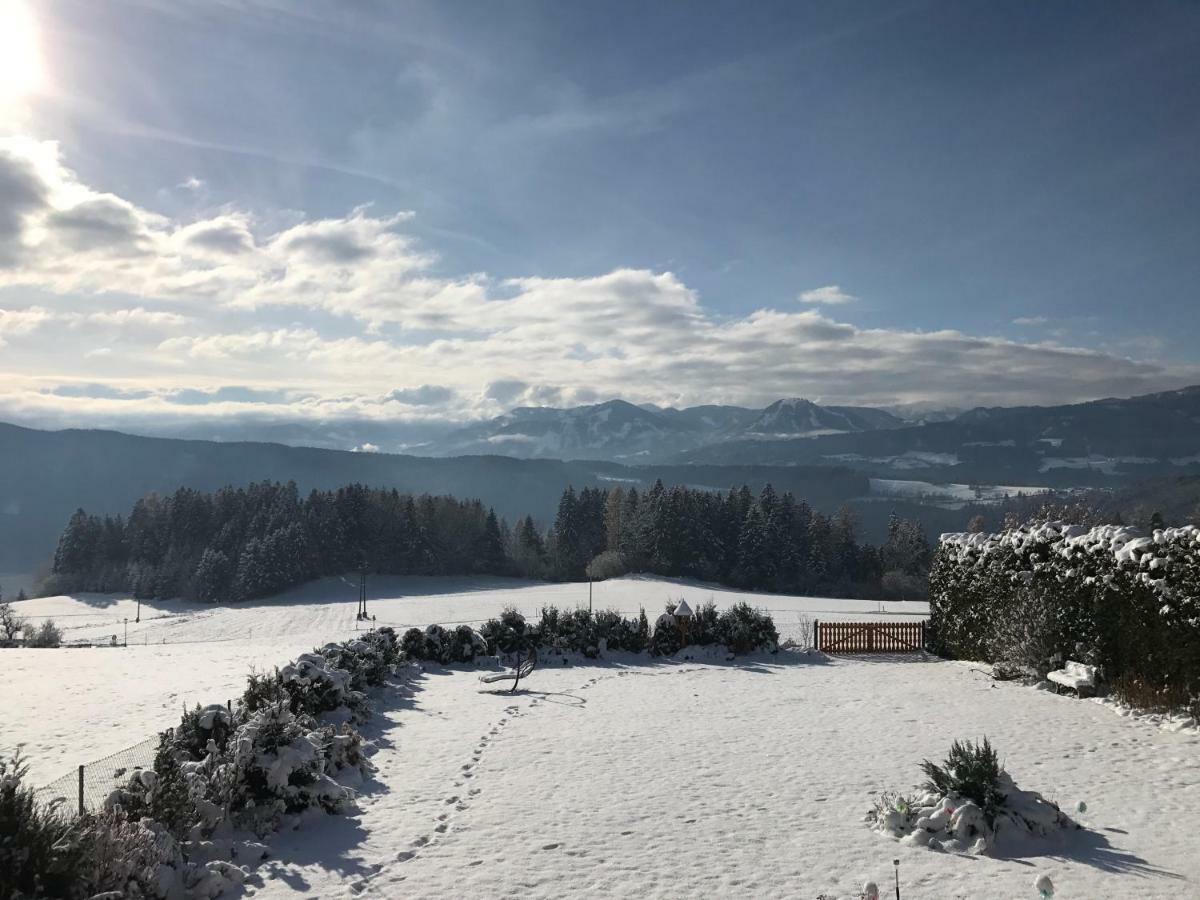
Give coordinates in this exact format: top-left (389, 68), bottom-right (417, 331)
top-left (0, 137), bottom-right (1195, 444)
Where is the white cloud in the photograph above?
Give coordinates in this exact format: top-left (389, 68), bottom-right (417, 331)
top-left (798, 284), bottom-right (857, 305)
top-left (0, 137), bottom-right (1195, 433)
top-left (0, 305), bottom-right (54, 346)
top-left (1012, 316), bottom-right (1048, 326)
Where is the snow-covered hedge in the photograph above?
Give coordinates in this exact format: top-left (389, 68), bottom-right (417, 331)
top-left (401, 623), bottom-right (489, 664)
top-left (930, 522), bottom-right (1200, 707)
top-left (7, 628), bottom-right (402, 900)
top-left (405, 601), bottom-right (777, 662)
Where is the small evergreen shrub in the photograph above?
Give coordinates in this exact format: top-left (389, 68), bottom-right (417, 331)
top-left (919, 738), bottom-right (1005, 827)
top-left (716, 602), bottom-right (779, 654)
top-left (242, 668), bottom-right (289, 714)
top-left (649, 606), bottom-right (683, 657)
top-left (171, 703), bottom-right (238, 759)
top-left (225, 702), bottom-right (350, 836)
top-left (479, 607), bottom-right (531, 655)
top-left (0, 751), bottom-right (84, 898)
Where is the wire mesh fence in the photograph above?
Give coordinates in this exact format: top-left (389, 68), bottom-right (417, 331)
top-left (33, 736), bottom-right (160, 816)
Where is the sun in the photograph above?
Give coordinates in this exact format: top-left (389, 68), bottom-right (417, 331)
top-left (0, 0), bottom-right (43, 108)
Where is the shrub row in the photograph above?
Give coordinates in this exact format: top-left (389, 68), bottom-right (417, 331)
top-left (930, 522), bottom-right (1200, 714)
top-left (401, 600), bottom-right (778, 662)
top-left (1, 628), bottom-right (401, 899)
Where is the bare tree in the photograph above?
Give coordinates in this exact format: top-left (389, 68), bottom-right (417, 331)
top-left (0, 601), bottom-right (26, 642)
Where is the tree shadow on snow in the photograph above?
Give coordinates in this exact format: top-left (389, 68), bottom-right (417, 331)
top-left (224, 670), bottom-right (434, 899)
top-left (991, 826), bottom-right (1183, 882)
top-left (822, 651), bottom-right (940, 665)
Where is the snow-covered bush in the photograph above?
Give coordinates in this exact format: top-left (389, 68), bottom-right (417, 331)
top-left (10, 630), bottom-right (397, 899)
top-left (919, 738), bottom-right (1004, 828)
top-left (716, 602), bottom-right (779, 654)
top-left (478, 606), bottom-right (531, 655)
top-left (932, 522), bottom-right (1200, 708)
top-left (1, 751), bottom-right (85, 898)
top-left (593, 607), bottom-right (650, 653)
top-left (649, 607), bottom-right (682, 656)
top-left (1, 750), bottom-right (190, 900)
top-left (868, 738), bottom-right (1076, 854)
top-left (73, 808), bottom-right (189, 898)
top-left (280, 653), bottom-right (355, 715)
top-left (172, 703), bottom-right (238, 759)
top-left (222, 702), bottom-right (353, 836)
top-left (401, 623), bottom-right (488, 663)
top-left (317, 723), bottom-right (368, 774)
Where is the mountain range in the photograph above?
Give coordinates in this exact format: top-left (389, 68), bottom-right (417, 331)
top-left (433, 388), bottom-right (1200, 483)
top-left (437, 397), bottom-right (906, 460)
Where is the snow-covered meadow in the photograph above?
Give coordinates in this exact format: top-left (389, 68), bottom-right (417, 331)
top-left (4, 575), bottom-right (1198, 898)
top-left (4, 575), bottom-right (923, 783)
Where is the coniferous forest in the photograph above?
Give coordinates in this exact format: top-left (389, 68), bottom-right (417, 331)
top-left (44, 480), bottom-right (932, 602)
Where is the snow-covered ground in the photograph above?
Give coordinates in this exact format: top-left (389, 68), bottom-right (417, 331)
top-left (3, 575), bottom-right (924, 783)
top-left (255, 657), bottom-right (1198, 899)
top-left (868, 478), bottom-right (1051, 505)
top-left (5, 576), bottom-right (1198, 898)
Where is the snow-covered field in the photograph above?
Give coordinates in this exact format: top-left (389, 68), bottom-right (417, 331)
top-left (4, 575), bottom-right (923, 783)
top-left (5, 576), bottom-right (1199, 898)
top-left (868, 478), bottom-right (1052, 505)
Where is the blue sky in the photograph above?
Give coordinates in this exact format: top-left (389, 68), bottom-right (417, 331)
top-left (0, 0), bottom-right (1198, 445)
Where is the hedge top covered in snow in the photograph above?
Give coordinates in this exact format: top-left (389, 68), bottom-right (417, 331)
top-left (939, 522), bottom-right (1200, 609)
top-left (940, 521), bottom-right (1200, 563)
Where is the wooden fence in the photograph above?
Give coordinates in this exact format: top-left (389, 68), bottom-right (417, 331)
top-left (815, 620), bottom-right (928, 654)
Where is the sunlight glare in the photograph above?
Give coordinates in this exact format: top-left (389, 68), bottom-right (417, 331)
top-left (0, 0), bottom-right (43, 107)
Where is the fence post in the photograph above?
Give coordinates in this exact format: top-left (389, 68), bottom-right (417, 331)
top-left (78, 764), bottom-right (84, 817)
top-left (813, 619), bottom-right (820, 651)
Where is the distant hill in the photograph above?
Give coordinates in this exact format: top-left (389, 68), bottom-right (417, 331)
top-left (439, 396), bottom-right (904, 460)
top-left (0, 422), bottom-right (871, 573)
top-left (677, 386), bottom-right (1200, 485)
top-left (743, 399), bottom-right (904, 437)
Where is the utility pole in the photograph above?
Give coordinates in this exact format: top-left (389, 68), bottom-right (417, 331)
top-left (135, 595), bottom-right (141, 624)
top-left (358, 567), bottom-right (368, 620)
top-left (123, 617), bottom-right (128, 647)
top-left (588, 578), bottom-right (593, 613)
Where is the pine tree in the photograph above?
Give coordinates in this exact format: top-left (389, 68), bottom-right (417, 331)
top-left (604, 487), bottom-right (626, 551)
top-left (476, 508), bottom-right (509, 574)
top-left (550, 487), bottom-right (584, 579)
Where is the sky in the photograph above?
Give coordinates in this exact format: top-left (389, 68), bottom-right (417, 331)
top-left (1, 0), bottom-right (1198, 448)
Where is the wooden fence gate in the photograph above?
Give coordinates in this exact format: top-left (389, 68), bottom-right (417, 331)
top-left (815, 620), bottom-right (927, 654)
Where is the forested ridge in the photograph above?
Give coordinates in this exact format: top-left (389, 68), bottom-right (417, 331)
top-left (44, 480), bottom-right (931, 601)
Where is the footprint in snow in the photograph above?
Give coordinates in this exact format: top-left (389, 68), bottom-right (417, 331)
top-left (469, 788), bottom-right (481, 796)
top-left (445, 795), bottom-right (459, 805)
top-left (468, 860), bottom-right (483, 867)
top-left (435, 823), bottom-right (448, 834)
top-left (541, 843), bottom-right (561, 851)
top-left (395, 851), bottom-right (416, 862)
top-left (411, 835), bottom-right (430, 847)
